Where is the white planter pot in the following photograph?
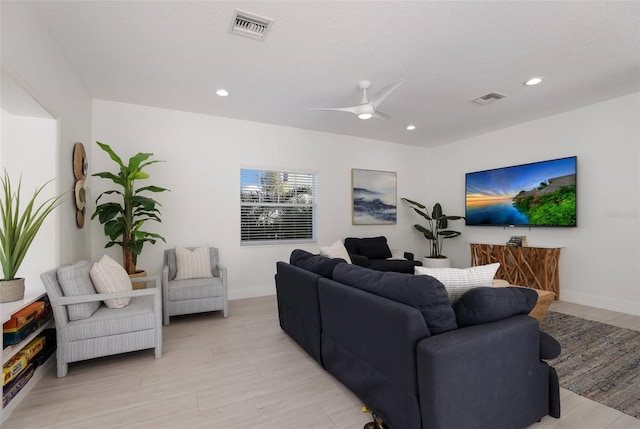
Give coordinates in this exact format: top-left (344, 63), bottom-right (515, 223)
top-left (422, 257), bottom-right (451, 268)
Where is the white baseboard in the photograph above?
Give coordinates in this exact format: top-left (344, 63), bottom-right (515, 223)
top-left (560, 290), bottom-right (640, 316)
top-left (229, 284), bottom-right (276, 301)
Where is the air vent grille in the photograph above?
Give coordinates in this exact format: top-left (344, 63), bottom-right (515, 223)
top-left (230, 10), bottom-right (273, 41)
top-left (473, 92), bottom-right (507, 105)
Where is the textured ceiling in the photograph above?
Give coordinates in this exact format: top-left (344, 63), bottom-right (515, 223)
top-left (31, 1), bottom-right (640, 148)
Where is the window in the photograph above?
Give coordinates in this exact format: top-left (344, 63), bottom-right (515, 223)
top-left (240, 168), bottom-right (317, 244)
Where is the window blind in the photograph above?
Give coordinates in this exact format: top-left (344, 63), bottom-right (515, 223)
top-left (240, 169), bottom-right (317, 244)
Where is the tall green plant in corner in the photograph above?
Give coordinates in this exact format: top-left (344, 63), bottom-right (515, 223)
top-left (401, 198), bottom-right (464, 258)
top-left (0, 170), bottom-right (64, 301)
top-left (92, 142), bottom-right (169, 274)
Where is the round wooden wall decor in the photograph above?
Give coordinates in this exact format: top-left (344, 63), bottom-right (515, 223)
top-left (72, 143), bottom-right (88, 228)
top-left (72, 142), bottom-right (88, 180)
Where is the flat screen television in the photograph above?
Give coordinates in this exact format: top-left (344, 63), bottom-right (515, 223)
top-left (465, 156), bottom-right (577, 227)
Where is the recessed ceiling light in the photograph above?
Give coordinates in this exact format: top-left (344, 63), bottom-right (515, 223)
top-left (216, 89), bottom-right (229, 97)
top-left (406, 125), bottom-right (416, 131)
top-left (524, 77), bottom-right (543, 86)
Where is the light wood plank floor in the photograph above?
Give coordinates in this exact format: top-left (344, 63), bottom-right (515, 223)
top-left (4, 297), bottom-right (639, 429)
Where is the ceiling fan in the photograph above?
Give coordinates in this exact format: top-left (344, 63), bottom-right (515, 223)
top-left (308, 79), bottom-right (405, 120)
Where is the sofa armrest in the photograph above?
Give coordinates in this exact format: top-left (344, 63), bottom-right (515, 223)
top-left (417, 315), bottom-right (549, 429)
top-left (50, 287), bottom-right (160, 307)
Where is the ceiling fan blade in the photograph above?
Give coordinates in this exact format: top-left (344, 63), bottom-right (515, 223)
top-left (370, 79), bottom-right (406, 108)
top-left (373, 111), bottom-right (390, 120)
top-left (307, 106), bottom-right (359, 114)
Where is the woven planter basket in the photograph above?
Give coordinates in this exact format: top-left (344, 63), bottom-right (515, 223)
top-left (0, 278), bottom-right (25, 303)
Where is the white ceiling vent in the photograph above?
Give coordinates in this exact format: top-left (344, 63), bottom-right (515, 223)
top-left (473, 92), bottom-right (507, 105)
top-left (230, 10), bottom-right (273, 41)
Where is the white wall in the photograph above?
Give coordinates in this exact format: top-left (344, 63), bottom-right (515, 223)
top-left (1, 1), bottom-right (93, 265)
top-left (429, 93), bottom-right (640, 316)
top-left (0, 111), bottom-right (58, 291)
top-left (91, 100), bottom-right (429, 299)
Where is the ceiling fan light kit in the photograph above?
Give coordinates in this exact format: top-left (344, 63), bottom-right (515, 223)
top-left (308, 79), bottom-right (405, 121)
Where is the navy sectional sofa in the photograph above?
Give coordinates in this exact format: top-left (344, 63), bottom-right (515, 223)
top-left (275, 250), bottom-right (559, 429)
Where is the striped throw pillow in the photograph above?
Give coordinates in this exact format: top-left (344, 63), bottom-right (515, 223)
top-left (175, 246), bottom-right (213, 280)
top-left (415, 263), bottom-right (500, 304)
top-left (90, 255), bottom-right (132, 308)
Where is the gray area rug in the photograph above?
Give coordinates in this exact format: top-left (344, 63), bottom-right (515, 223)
top-left (541, 311), bottom-right (640, 419)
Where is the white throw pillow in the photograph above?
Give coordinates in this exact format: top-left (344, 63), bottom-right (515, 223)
top-left (175, 246), bottom-right (214, 280)
top-left (319, 240), bottom-right (352, 263)
top-left (415, 263), bottom-right (500, 303)
top-left (90, 255), bottom-right (132, 309)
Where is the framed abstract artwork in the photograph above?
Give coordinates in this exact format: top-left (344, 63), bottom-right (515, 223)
top-left (351, 169), bottom-right (397, 225)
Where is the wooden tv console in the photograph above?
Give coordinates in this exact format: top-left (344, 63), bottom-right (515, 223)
top-left (470, 243), bottom-right (562, 299)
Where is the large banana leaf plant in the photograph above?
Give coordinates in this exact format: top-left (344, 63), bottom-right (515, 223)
top-left (0, 171), bottom-right (64, 280)
top-left (402, 198), bottom-right (464, 258)
top-left (92, 142), bottom-right (169, 274)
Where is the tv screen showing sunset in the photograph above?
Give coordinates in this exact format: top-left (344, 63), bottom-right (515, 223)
top-left (465, 157), bottom-right (577, 226)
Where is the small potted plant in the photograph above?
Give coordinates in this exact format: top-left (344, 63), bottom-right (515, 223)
top-left (0, 171), bottom-right (64, 302)
top-left (91, 142), bottom-right (169, 277)
top-left (402, 198), bottom-right (464, 267)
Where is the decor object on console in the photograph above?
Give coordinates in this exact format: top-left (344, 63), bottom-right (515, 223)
top-left (40, 262), bottom-right (162, 377)
top-left (162, 246), bottom-right (228, 325)
top-left (275, 251), bottom-right (560, 429)
top-left (352, 169), bottom-right (396, 225)
top-left (91, 141), bottom-right (169, 275)
top-left (343, 236), bottom-right (421, 273)
top-left (401, 198), bottom-right (464, 265)
top-left (0, 171), bottom-right (64, 302)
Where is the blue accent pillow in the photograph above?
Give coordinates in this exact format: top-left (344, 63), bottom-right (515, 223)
top-left (453, 286), bottom-right (537, 327)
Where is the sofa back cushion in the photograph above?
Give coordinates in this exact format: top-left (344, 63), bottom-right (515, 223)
top-left (453, 286), bottom-right (537, 327)
top-left (290, 249), bottom-right (345, 278)
top-left (344, 236), bottom-right (392, 259)
top-left (332, 264), bottom-right (457, 335)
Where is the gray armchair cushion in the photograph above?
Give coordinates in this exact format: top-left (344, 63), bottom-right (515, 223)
top-left (57, 261), bottom-right (100, 321)
top-left (66, 295), bottom-right (156, 341)
top-left (167, 277), bottom-right (225, 300)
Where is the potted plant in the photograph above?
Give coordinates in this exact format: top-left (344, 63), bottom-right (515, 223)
top-left (0, 171), bottom-right (64, 302)
top-left (402, 198), bottom-right (464, 267)
top-left (92, 142), bottom-right (169, 276)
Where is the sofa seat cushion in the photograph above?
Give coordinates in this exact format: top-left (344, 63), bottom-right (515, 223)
top-left (332, 264), bottom-right (457, 335)
top-left (453, 286), bottom-right (538, 327)
top-left (290, 249), bottom-right (346, 278)
top-left (57, 261), bottom-right (101, 321)
top-left (66, 295), bottom-right (156, 341)
top-left (168, 277), bottom-right (224, 301)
